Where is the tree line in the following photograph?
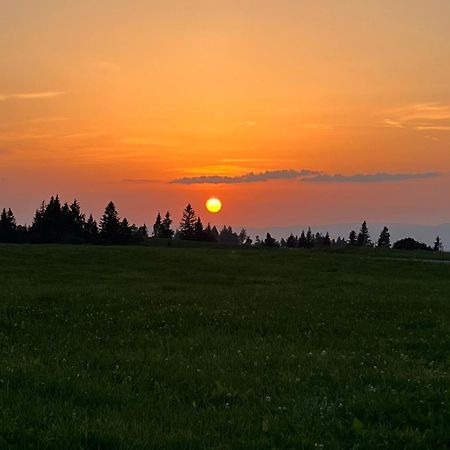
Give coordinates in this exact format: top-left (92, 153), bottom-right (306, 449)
top-left (0, 196), bottom-right (444, 251)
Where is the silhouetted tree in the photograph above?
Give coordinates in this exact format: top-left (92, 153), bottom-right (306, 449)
top-left (298, 230), bottom-right (307, 248)
top-left (193, 217), bottom-right (204, 241)
top-left (238, 228), bottom-right (248, 245)
top-left (286, 233), bottom-right (298, 248)
top-left (219, 226), bottom-right (239, 244)
top-left (120, 218), bottom-right (132, 244)
top-left (306, 227), bottom-right (314, 248)
top-left (393, 238), bottom-right (430, 251)
top-left (348, 230), bottom-right (357, 246)
top-left (203, 224), bottom-right (218, 242)
top-left (84, 214), bottom-right (98, 243)
top-left (131, 224), bottom-right (148, 244)
top-left (433, 236), bottom-right (443, 252)
top-left (30, 196), bottom-right (65, 243)
top-left (161, 212), bottom-right (174, 239)
top-left (377, 226), bottom-right (391, 248)
top-left (212, 225), bottom-right (220, 242)
top-left (335, 236), bottom-right (347, 249)
top-left (0, 208), bottom-right (17, 242)
top-left (153, 212), bottom-right (163, 237)
top-left (69, 199), bottom-right (85, 240)
top-left (263, 233), bottom-right (278, 247)
top-left (357, 221), bottom-right (371, 247)
top-left (323, 232), bottom-right (331, 247)
top-left (100, 201), bottom-right (122, 244)
top-left (179, 204), bottom-right (197, 240)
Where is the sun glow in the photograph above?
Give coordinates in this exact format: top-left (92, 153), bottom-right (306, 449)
top-left (206, 197), bottom-right (222, 214)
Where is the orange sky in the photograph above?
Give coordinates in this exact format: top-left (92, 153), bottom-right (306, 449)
top-left (1, 1), bottom-right (450, 227)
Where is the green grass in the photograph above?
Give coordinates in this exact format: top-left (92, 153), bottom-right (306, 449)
top-left (1, 245), bottom-right (450, 449)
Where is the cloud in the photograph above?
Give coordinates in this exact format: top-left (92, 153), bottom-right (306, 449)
top-left (307, 172), bottom-right (440, 183)
top-left (415, 125), bottom-right (450, 131)
top-left (170, 169), bottom-right (440, 185)
top-left (0, 91), bottom-right (67, 101)
top-left (383, 103), bottom-right (450, 131)
top-left (171, 169), bottom-right (320, 184)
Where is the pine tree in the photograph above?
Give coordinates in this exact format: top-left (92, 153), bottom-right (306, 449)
top-left (298, 230), bottom-right (307, 248)
top-left (238, 228), bottom-right (248, 245)
top-left (357, 221), bottom-right (371, 247)
top-left (100, 201), bottom-right (121, 244)
top-left (153, 212), bottom-right (163, 237)
top-left (120, 218), bottom-right (132, 244)
top-left (193, 217), bottom-right (204, 241)
top-left (70, 199), bottom-right (85, 238)
top-left (306, 227), bottom-right (314, 248)
top-left (377, 226), bottom-right (391, 248)
top-left (219, 225), bottom-right (239, 244)
top-left (348, 230), bottom-right (357, 246)
top-left (84, 214), bottom-right (98, 243)
top-left (434, 236), bottom-right (443, 252)
top-left (179, 204), bottom-right (197, 240)
top-left (0, 208), bottom-right (17, 242)
top-left (264, 233), bottom-right (278, 247)
top-left (211, 225), bottom-right (219, 242)
top-left (286, 233), bottom-right (297, 248)
top-left (323, 232), bottom-right (331, 247)
top-left (160, 212), bottom-right (174, 239)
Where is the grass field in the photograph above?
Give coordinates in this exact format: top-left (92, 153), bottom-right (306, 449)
top-left (1, 245), bottom-right (450, 449)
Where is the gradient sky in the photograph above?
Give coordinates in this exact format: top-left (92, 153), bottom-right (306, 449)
top-left (1, 0), bottom-right (450, 227)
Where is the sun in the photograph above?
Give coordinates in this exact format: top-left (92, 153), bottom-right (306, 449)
top-left (206, 197), bottom-right (222, 213)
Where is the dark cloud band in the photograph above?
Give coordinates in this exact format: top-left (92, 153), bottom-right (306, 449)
top-left (170, 169), bottom-right (320, 185)
top-left (170, 169), bottom-right (440, 185)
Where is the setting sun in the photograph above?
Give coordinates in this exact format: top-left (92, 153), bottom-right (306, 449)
top-left (206, 197), bottom-right (222, 214)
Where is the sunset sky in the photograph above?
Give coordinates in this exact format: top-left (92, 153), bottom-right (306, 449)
top-left (1, 1), bottom-right (450, 228)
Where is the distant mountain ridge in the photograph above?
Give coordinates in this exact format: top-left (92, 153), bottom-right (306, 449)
top-left (244, 223), bottom-right (450, 250)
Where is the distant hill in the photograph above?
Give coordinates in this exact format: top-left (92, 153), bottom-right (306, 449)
top-left (245, 223), bottom-right (450, 250)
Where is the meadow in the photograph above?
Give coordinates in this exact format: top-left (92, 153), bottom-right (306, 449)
top-left (1, 244), bottom-right (450, 449)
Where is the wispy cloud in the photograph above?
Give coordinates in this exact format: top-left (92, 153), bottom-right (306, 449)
top-left (307, 172), bottom-right (440, 183)
top-left (383, 103), bottom-right (450, 132)
top-left (171, 169), bottom-right (319, 184)
top-left (170, 169), bottom-right (440, 185)
top-left (0, 91), bottom-right (67, 101)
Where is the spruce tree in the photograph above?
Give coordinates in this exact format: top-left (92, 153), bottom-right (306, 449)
top-left (286, 233), bottom-right (297, 248)
top-left (238, 228), bottom-right (248, 245)
top-left (100, 201), bottom-right (121, 244)
top-left (377, 226), bottom-right (391, 248)
top-left (348, 230), bottom-right (357, 246)
top-left (193, 217), bottom-right (204, 241)
top-left (298, 230), bottom-right (307, 248)
top-left (70, 199), bottom-right (85, 239)
top-left (120, 218), bottom-right (132, 244)
top-left (264, 233), bottom-right (278, 247)
top-left (179, 204), bottom-right (197, 240)
top-left (357, 221), bottom-right (371, 247)
top-left (434, 236), bottom-right (443, 252)
top-left (84, 214), bottom-right (98, 243)
top-left (0, 208), bottom-right (17, 242)
top-left (153, 212), bottom-right (163, 237)
top-left (161, 212), bottom-right (174, 238)
top-left (306, 227), bottom-right (314, 248)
